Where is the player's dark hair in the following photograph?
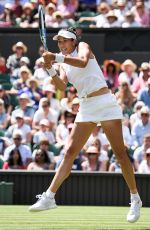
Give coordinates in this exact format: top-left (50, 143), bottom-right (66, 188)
top-left (66, 27), bottom-right (81, 46)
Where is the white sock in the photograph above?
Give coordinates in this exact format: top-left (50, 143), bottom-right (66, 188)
top-left (130, 193), bottom-right (140, 201)
top-left (46, 189), bottom-right (55, 199)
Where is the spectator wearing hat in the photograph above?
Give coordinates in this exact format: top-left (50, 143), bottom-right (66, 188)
top-left (131, 106), bottom-right (150, 148)
top-left (33, 119), bottom-right (55, 145)
top-left (3, 131), bottom-right (32, 167)
top-left (132, 62), bottom-right (150, 94)
top-left (45, 3), bottom-right (56, 27)
top-left (11, 93), bottom-right (35, 125)
top-left (0, 98), bottom-right (9, 132)
top-left (5, 112), bottom-right (32, 144)
top-left (20, 56), bottom-right (30, 68)
top-left (103, 10), bottom-right (121, 27)
top-left (71, 97), bottom-right (80, 115)
top-left (132, 1), bottom-right (150, 27)
top-left (137, 77), bottom-right (150, 108)
top-left (119, 59), bottom-right (138, 86)
top-left (122, 10), bottom-right (140, 28)
top-left (81, 145), bottom-right (108, 171)
top-left (14, 66), bottom-right (32, 91)
top-left (52, 11), bottom-right (69, 28)
top-left (114, 0), bottom-right (129, 24)
top-left (102, 59), bottom-right (120, 92)
top-left (138, 148), bottom-right (150, 173)
top-left (78, 2), bottom-right (110, 28)
top-left (6, 41), bottom-right (28, 85)
top-left (19, 2), bottom-right (35, 28)
top-left (130, 101), bottom-right (145, 128)
top-left (43, 84), bottom-right (61, 115)
top-left (32, 97), bottom-right (58, 131)
top-left (133, 134), bottom-right (150, 171)
top-left (0, 84), bottom-right (12, 115)
top-left (23, 77), bottom-right (43, 110)
top-left (33, 57), bottom-right (50, 88)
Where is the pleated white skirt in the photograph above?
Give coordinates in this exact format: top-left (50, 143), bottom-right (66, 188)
top-left (75, 93), bottom-right (123, 123)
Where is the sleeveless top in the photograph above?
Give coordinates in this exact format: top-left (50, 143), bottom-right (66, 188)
top-left (62, 49), bottom-right (107, 99)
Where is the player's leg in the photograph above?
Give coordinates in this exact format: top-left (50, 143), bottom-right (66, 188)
top-left (101, 119), bottom-right (142, 223)
top-left (29, 121), bottom-right (97, 212)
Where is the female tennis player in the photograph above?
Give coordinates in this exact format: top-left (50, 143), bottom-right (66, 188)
top-left (29, 28), bottom-right (142, 223)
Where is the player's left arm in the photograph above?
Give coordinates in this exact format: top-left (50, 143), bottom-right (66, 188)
top-left (43, 42), bottom-right (92, 68)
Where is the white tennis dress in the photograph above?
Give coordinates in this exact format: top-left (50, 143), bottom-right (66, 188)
top-left (62, 49), bottom-right (123, 123)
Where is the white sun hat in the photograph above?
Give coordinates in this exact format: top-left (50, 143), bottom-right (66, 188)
top-left (53, 29), bottom-right (77, 41)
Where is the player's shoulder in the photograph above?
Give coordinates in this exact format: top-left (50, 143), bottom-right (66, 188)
top-left (78, 41), bottom-right (90, 48)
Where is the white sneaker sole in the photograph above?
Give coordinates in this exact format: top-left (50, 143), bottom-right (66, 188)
top-left (29, 205), bottom-right (57, 212)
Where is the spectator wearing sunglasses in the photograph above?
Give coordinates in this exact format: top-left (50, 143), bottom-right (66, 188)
top-left (138, 148), bottom-right (150, 173)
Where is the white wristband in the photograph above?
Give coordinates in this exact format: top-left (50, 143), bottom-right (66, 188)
top-left (46, 66), bottom-right (57, 78)
top-left (55, 53), bottom-right (65, 63)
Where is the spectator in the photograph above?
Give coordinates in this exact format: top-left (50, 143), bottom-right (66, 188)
top-left (0, 98), bottom-right (10, 132)
top-left (132, 62), bottom-right (150, 94)
top-left (12, 0), bottom-right (23, 19)
top-left (11, 93), bottom-right (35, 125)
top-left (103, 10), bottom-right (121, 28)
top-left (20, 56), bottom-right (30, 68)
top-left (71, 97), bottom-right (80, 115)
top-left (60, 86), bottom-right (77, 112)
top-left (131, 106), bottom-right (150, 148)
top-left (130, 101), bottom-right (145, 128)
top-left (114, 0), bottom-right (129, 24)
top-left (5, 112), bottom-right (32, 144)
top-left (56, 111), bottom-right (75, 147)
top-left (33, 57), bottom-right (49, 88)
top-left (119, 59), bottom-right (138, 86)
top-left (32, 97), bottom-right (58, 131)
top-left (28, 149), bottom-right (55, 170)
top-left (14, 65), bottom-right (32, 90)
top-left (0, 56), bottom-right (7, 73)
top-left (19, 2), bottom-right (34, 28)
top-left (78, 2), bottom-right (110, 28)
top-left (0, 3), bottom-right (13, 27)
top-left (102, 59), bottom-right (120, 92)
top-left (138, 148), bottom-right (150, 173)
top-left (33, 138), bottom-right (55, 165)
top-left (132, 1), bottom-right (150, 27)
top-left (24, 77), bottom-right (43, 110)
top-left (52, 11), bottom-right (69, 28)
top-left (6, 41), bottom-right (28, 85)
top-left (3, 131), bottom-right (32, 166)
top-left (2, 148), bottom-right (25, 169)
top-left (0, 84), bottom-right (12, 115)
top-left (122, 10), bottom-right (140, 27)
top-left (137, 77), bottom-right (150, 108)
top-left (33, 119), bottom-right (55, 145)
top-left (82, 145), bottom-right (108, 171)
top-left (115, 78), bottom-right (136, 118)
top-left (45, 3), bottom-right (56, 27)
top-left (43, 84), bottom-right (61, 116)
top-left (57, 0), bottom-right (77, 20)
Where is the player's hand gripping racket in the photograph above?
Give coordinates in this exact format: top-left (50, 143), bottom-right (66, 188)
top-left (38, 5), bottom-right (48, 51)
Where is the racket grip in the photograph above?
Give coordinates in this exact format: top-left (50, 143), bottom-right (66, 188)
top-left (46, 66), bottom-right (57, 77)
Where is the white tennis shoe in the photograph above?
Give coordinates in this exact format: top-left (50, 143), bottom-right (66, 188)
top-left (127, 198), bottom-right (142, 223)
top-left (29, 192), bottom-right (57, 212)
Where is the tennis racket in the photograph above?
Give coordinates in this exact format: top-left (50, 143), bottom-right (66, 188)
top-left (38, 5), bottom-right (48, 51)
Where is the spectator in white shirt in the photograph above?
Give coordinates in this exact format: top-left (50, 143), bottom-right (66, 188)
top-left (138, 148), bottom-right (150, 173)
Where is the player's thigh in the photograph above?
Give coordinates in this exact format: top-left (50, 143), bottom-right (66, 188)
top-left (101, 119), bottom-right (125, 155)
top-left (66, 122), bottom-right (97, 156)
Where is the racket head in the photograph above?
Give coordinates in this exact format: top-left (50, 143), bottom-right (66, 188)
top-left (38, 5), bottom-right (48, 50)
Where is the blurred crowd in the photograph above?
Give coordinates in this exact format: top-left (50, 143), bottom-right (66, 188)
top-left (0, 40), bottom-right (149, 173)
top-left (0, 0), bottom-right (150, 28)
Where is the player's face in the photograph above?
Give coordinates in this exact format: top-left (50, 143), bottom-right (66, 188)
top-left (57, 37), bottom-right (76, 55)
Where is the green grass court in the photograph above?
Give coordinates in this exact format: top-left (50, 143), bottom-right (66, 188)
top-left (0, 206), bottom-right (150, 230)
